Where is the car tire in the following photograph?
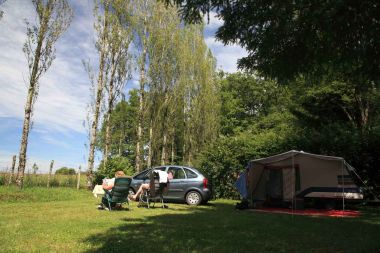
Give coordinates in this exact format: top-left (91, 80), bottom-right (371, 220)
top-left (186, 191), bottom-right (202, 206)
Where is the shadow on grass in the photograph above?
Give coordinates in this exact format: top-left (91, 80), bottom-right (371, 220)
top-left (83, 202), bottom-right (380, 253)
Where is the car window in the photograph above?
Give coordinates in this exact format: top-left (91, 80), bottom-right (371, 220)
top-left (155, 167), bottom-right (166, 171)
top-left (168, 167), bottom-right (186, 179)
top-left (134, 169), bottom-right (151, 180)
top-left (184, 168), bottom-right (198, 179)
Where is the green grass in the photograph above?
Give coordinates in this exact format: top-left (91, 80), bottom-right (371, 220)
top-left (0, 173), bottom-right (87, 188)
top-left (0, 186), bottom-right (379, 253)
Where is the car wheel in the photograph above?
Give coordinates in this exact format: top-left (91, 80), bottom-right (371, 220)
top-left (186, 191), bottom-right (202, 206)
top-left (129, 188), bottom-right (135, 196)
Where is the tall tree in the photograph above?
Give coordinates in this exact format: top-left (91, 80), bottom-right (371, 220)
top-left (16, 0), bottom-right (72, 188)
top-left (103, 0), bottom-right (133, 166)
top-left (86, 0), bottom-right (110, 187)
top-left (132, 0), bottom-right (154, 172)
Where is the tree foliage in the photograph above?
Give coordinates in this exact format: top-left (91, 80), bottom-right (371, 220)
top-left (166, 0), bottom-right (380, 85)
top-left (55, 167), bottom-right (76, 175)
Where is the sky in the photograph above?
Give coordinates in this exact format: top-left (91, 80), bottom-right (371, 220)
top-left (0, 0), bottom-right (247, 173)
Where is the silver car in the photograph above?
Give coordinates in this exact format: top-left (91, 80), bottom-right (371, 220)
top-left (129, 165), bottom-right (212, 205)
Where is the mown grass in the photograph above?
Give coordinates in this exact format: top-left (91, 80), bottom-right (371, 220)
top-left (0, 186), bottom-right (379, 253)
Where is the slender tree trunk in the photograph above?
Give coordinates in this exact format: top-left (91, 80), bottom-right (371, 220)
top-left (135, 16), bottom-right (147, 173)
top-left (147, 121), bottom-right (153, 168)
top-left (161, 134), bottom-right (167, 165)
top-left (104, 54), bottom-right (117, 166)
top-left (187, 135), bottom-right (192, 166)
top-left (77, 165), bottom-right (81, 190)
top-left (8, 155), bottom-right (16, 185)
top-left (16, 9), bottom-right (50, 188)
top-left (171, 139), bottom-right (174, 163)
top-left (47, 160), bottom-right (54, 188)
top-left (87, 9), bottom-right (108, 188)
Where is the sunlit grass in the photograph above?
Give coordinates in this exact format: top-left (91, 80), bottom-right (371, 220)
top-left (0, 186), bottom-right (379, 253)
top-left (0, 172), bottom-right (87, 188)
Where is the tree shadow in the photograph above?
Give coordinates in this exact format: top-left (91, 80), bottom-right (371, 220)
top-left (83, 202), bottom-right (380, 253)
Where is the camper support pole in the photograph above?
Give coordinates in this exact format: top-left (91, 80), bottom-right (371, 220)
top-left (341, 160), bottom-right (345, 212)
top-left (292, 152), bottom-right (295, 216)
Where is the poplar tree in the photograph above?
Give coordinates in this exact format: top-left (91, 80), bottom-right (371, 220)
top-left (17, 0), bottom-right (72, 188)
top-left (86, 0), bottom-right (110, 187)
top-left (103, 0), bottom-right (133, 166)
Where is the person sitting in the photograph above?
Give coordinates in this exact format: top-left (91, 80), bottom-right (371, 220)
top-left (98, 170), bottom-right (125, 210)
top-left (129, 170), bottom-right (173, 201)
top-left (129, 182), bottom-right (150, 201)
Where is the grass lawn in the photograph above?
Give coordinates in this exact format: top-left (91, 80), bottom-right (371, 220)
top-left (0, 186), bottom-right (379, 253)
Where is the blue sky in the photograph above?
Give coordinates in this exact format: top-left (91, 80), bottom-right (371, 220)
top-left (0, 0), bottom-right (246, 173)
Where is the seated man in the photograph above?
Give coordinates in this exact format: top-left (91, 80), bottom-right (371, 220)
top-left (98, 170), bottom-right (125, 210)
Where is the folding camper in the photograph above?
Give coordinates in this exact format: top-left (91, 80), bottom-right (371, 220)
top-left (247, 150), bottom-right (363, 208)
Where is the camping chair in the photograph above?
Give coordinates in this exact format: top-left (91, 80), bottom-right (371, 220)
top-left (102, 177), bottom-right (132, 211)
top-left (138, 171), bottom-right (168, 208)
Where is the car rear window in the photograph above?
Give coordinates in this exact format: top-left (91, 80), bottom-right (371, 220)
top-left (184, 168), bottom-right (198, 178)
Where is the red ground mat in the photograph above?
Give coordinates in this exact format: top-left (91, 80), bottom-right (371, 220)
top-left (252, 208), bottom-right (360, 217)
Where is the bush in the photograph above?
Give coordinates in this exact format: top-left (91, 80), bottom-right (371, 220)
top-left (94, 156), bottom-right (135, 184)
top-left (55, 167), bottom-right (76, 175)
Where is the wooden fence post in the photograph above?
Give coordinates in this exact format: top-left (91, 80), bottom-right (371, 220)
top-left (77, 165), bottom-right (81, 190)
top-left (47, 160), bottom-right (54, 188)
top-left (8, 155), bottom-right (16, 185)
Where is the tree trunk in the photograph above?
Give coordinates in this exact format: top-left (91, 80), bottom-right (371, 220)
top-left (8, 155), bottom-right (16, 185)
top-left (161, 134), bottom-right (167, 165)
top-left (135, 16), bottom-right (147, 173)
top-left (147, 122), bottom-right (153, 168)
top-left (77, 165), bottom-right (81, 190)
top-left (16, 24), bottom-right (46, 188)
top-left (171, 139), bottom-right (174, 164)
top-left (87, 8), bottom-right (108, 188)
top-left (104, 54), bottom-right (117, 167)
top-left (46, 160), bottom-right (54, 187)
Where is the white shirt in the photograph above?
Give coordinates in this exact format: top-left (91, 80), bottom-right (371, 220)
top-left (154, 170), bottom-right (168, 183)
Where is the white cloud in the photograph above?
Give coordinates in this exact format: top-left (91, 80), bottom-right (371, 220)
top-left (203, 12), bottom-right (248, 73)
top-left (203, 12), bottom-right (223, 29)
top-left (0, 0), bottom-right (97, 135)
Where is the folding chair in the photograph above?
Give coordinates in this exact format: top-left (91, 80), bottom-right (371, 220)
top-left (138, 171), bottom-right (168, 208)
top-left (102, 177), bottom-right (132, 211)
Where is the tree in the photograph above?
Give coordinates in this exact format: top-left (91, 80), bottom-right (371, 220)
top-left (86, 0), bottom-right (111, 187)
top-left (97, 90), bottom-right (139, 164)
top-left (132, 0), bottom-right (155, 172)
top-left (166, 1), bottom-right (380, 84)
top-left (55, 167), bottom-right (76, 175)
top-left (32, 163), bottom-right (39, 174)
top-left (102, 0), bottom-right (133, 167)
top-left (16, 0), bottom-right (73, 189)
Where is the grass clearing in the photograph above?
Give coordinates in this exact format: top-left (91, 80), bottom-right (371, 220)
top-left (0, 186), bottom-right (379, 253)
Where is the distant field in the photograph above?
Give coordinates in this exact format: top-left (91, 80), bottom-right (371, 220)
top-left (0, 186), bottom-right (379, 253)
top-left (0, 172), bottom-right (87, 188)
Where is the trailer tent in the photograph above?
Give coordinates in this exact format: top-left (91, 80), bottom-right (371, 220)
top-left (247, 151), bottom-right (363, 207)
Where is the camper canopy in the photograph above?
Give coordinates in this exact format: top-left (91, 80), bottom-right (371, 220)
top-left (246, 150), bottom-right (362, 202)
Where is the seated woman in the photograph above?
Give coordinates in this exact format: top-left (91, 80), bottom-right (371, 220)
top-left (98, 170), bottom-right (125, 210)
